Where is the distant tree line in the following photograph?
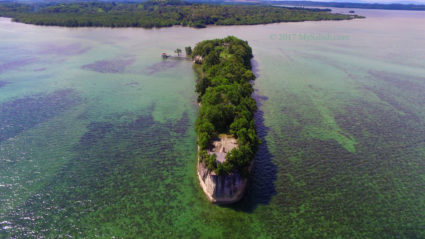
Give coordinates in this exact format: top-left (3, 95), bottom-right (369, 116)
top-left (0, 0), bottom-right (361, 28)
top-left (268, 1), bottom-right (425, 11)
top-left (194, 36), bottom-right (259, 176)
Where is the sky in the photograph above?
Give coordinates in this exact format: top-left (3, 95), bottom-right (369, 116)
top-left (282, 0), bottom-right (425, 3)
top-left (1, 0), bottom-right (424, 5)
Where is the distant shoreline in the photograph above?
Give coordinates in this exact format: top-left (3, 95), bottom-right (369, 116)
top-left (268, 1), bottom-right (425, 11)
top-left (0, 0), bottom-right (363, 29)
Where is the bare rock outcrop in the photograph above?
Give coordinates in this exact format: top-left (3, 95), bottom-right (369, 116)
top-left (197, 162), bottom-right (248, 204)
top-left (197, 134), bottom-right (249, 204)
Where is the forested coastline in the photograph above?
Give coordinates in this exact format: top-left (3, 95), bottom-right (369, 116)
top-left (194, 36), bottom-right (259, 176)
top-left (0, 0), bottom-right (362, 28)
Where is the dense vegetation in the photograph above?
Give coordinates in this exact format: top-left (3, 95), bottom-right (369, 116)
top-left (270, 1), bottom-right (425, 11)
top-left (0, 0), bottom-right (360, 28)
top-left (194, 36), bottom-right (259, 176)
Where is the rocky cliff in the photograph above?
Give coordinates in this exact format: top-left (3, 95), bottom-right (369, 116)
top-left (197, 162), bottom-right (248, 204)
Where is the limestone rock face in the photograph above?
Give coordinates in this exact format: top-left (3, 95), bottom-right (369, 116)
top-left (197, 162), bottom-right (248, 204)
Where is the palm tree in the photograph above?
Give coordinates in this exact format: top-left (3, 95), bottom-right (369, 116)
top-left (175, 48), bottom-right (182, 56)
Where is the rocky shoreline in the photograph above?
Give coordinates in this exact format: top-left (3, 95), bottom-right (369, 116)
top-left (197, 161), bottom-right (249, 204)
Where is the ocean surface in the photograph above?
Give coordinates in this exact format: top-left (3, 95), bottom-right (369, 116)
top-left (1, 9), bottom-right (425, 238)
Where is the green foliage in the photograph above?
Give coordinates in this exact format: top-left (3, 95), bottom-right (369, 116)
top-left (198, 149), bottom-right (209, 163)
top-left (195, 77), bottom-right (210, 101)
top-left (194, 36), bottom-right (259, 175)
top-left (199, 150), bottom-right (217, 171)
top-left (0, 0), bottom-right (360, 28)
top-left (196, 120), bottom-right (215, 149)
top-left (185, 46), bottom-right (192, 56)
top-left (175, 48), bottom-right (182, 56)
top-left (230, 117), bottom-right (249, 135)
top-left (204, 50), bottom-right (220, 68)
top-left (197, 133), bottom-right (208, 149)
top-left (206, 154), bottom-right (217, 171)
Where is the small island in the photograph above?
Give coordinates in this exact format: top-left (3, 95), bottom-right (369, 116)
top-left (192, 36), bottom-right (259, 204)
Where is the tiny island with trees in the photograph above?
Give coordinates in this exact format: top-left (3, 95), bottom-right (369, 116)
top-left (191, 36), bottom-right (259, 204)
top-left (0, 0), bottom-right (362, 28)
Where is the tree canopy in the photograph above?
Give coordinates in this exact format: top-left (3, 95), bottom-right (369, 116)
top-left (194, 36), bottom-right (260, 176)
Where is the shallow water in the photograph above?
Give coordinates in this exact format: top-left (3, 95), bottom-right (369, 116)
top-left (0, 9), bottom-right (425, 238)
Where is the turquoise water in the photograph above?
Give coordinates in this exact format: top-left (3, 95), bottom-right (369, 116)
top-left (1, 9), bottom-right (425, 238)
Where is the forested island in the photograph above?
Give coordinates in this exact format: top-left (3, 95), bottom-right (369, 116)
top-left (0, 0), bottom-right (362, 28)
top-left (193, 36), bottom-right (258, 203)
